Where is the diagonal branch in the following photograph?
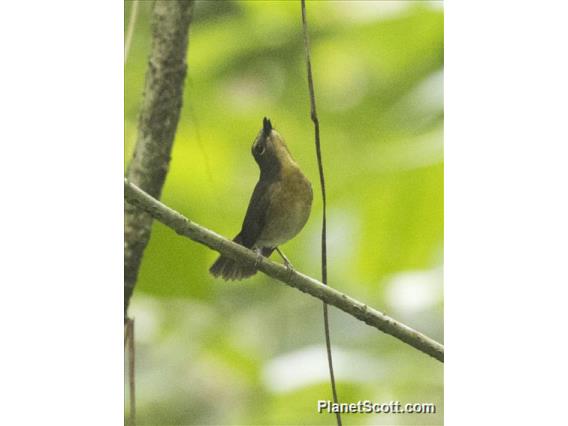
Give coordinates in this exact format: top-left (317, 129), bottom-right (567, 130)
top-left (124, 179), bottom-right (444, 363)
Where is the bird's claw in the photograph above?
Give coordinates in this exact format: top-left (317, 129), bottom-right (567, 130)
top-left (283, 259), bottom-right (294, 279)
top-left (254, 252), bottom-right (263, 269)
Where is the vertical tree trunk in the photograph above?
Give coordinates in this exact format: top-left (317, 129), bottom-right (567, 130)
top-left (124, 0), bottom-right (194, 319)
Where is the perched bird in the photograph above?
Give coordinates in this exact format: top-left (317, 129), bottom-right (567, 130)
top-left (210, 117), bottom-right (313, 280)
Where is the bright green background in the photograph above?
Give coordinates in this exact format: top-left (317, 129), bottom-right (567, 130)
top-left (125, 1), bottom-right (443, 424)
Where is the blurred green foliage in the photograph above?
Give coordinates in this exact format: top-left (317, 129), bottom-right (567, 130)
top-left (125, 1), bottom-right (443, 425)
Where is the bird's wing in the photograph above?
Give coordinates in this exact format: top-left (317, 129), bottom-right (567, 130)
top-left (239, 178), bottom-right (275, 248)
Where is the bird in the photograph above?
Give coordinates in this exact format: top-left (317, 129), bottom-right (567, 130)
top-left (209, 117), bottom-right (313, 281)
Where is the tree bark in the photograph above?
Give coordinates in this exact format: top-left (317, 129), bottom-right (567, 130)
top-left (125, 0), bottom-right (194, 319)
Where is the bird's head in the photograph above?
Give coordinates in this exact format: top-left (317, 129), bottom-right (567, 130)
top-left (251, 117), bottom-right (294, 175)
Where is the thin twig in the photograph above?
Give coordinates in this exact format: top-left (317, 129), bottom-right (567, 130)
top-left (124, 0), bottom-right (139, 65)
top-left (126, 318), bottom-right (136, 426)
top-left (187, 103), bottom-right (214, 183)
top-left (300, 2), bottom-right (341, 424)
top-left (124, 179), bottom-right (445, 362)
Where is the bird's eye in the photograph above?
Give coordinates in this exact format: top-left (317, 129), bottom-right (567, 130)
top-left (255, 144), bottom-right (266, 156)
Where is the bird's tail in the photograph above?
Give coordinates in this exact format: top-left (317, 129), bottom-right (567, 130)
top-left (209, 235), bottom-right (273, 281)
top-left (209, 255), bottom-right (257, 281)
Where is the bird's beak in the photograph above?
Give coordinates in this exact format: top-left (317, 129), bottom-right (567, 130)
top-left (262, 117), bottom-right (272, 138)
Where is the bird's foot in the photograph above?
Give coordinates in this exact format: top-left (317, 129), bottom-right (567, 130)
top-left (283, 259), bottom-right (295, 278)
top-left (275, 247), bottom-right (295, 278)
top-left (253, 251), bottom-right (264, 269)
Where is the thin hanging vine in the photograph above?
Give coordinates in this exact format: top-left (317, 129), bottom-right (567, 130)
top-left (300, 1), bottom-right (342, 425)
